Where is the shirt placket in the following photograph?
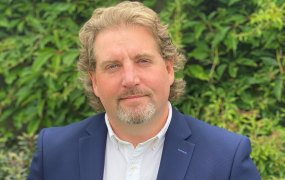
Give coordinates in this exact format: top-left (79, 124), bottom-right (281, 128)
top-left (125, 141), bottom-right (152, 180)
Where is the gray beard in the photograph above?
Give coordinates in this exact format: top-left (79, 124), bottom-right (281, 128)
top-left (117, 100), bottom-right (155, 124)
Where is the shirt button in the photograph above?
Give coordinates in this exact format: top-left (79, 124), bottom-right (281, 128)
top-left (130, 165), bottom-right (136, 170)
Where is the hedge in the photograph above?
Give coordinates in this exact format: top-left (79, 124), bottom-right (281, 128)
top-left (0, 0), bottom-right (284, 179)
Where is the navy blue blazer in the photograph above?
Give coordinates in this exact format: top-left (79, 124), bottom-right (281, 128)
top-left (27, 106), bottom-right (261, 180)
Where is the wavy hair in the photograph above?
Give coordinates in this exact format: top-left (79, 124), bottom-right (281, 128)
top-left (77, 1), bottom-right (186, 112)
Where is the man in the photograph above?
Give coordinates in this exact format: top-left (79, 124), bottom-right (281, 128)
top-left (27, 2), bottom-right (261, 180)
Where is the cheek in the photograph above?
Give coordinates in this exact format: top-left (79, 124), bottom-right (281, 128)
top-left (97, 78), bottom-right (118, 99)
top-left (144, 71), bottom-right (171, 94)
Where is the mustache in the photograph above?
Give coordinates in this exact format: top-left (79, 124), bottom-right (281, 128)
top-left (116, 88), bottom-right (153, 101)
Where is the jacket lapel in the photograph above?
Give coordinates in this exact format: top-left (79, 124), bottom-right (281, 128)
top-left (79, 113), bottom-right (107, 180)
top-left (157, 107), bottom-right (195, 180)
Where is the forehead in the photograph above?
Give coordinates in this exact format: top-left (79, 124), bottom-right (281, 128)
top-left (93, 25), bottom-right (160, 61)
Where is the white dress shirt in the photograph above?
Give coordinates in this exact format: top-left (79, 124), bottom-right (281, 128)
top-left (103, 102), bottom-right (172, 180)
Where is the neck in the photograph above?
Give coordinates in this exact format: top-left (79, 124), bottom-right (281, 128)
top-left (107, 104), bottom-right (169, 148)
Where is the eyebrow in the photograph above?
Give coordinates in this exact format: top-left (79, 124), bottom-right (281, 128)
top-left (99, 59), bottom-right (119, 70)
top-left (134, 52), bottom-right (155, 60)
top-left (98, 52), bottom-right (156, 69)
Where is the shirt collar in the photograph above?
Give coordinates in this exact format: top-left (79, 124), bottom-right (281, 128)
top-left (105, 101), bottom-right (173, 147)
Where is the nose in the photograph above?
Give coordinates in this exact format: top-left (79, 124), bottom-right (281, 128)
top-left (122, 63), bottom-right (140, 88)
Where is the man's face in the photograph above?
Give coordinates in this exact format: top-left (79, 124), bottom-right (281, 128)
top-left (89, 25), bottom-right (174, 124)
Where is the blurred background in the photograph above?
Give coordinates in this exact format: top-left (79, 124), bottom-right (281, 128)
top-left (0, 0), bottom-right (285, 179)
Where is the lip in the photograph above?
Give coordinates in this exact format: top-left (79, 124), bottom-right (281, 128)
top-left (120, 95), bottom-right (147, 102)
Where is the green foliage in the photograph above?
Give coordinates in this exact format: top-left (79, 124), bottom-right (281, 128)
top-left (162, 0), bottom-right (285, 178)
top-left (0, 133), bottom-right (38, 180)
top-left (0, 0), bottom-right (119, 137)
top-left (0, 0), bottom-right (285, 179)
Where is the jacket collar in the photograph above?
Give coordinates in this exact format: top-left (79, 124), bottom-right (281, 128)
top-left (79, 106), bottom-right (195, 180)
top-left (79, 113), bottom-right (107, 180)
top-left (156, 106), bottom-right (195, 180)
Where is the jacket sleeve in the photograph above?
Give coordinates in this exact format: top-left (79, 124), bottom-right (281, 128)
top-left (26, 128), bottom-right (46, 180)
top-left (230, 137), bottom-right (261, 180)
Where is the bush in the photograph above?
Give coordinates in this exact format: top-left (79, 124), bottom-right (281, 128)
top-left (0, 133), bottom-right (37, 180)
top-left (161, 0), bottom-right (285, 178)
top-left (0, 0), bottom-right (284, 179)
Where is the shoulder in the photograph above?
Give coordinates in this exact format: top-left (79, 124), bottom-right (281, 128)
top-left (179, 113), bottom-right (261, 179)
top-left (183, 114), bottom-right (244, 144)
top-left (178, 115), bottom-right (261, 179)
top-left (170, 109), bottom-right (249, 159)
top-left (37, 113), bottom-right (105, 146)
top-left (180, 113), bottom-right (251, 164)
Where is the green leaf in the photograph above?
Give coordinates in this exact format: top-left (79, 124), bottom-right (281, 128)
top-left (187, 65), bottom-right (209, 80)
top-left (38, 99), bottom-right (45, 118)
top-left (228, 63), bottom-right (238, 78)
top-left (22, 94), bottom-right (37, 106)
top-left (32, 49), bottom-right (55, 71)
top-left (217, 64), bottom-right (227, 79)
top-left (195, 23), bottom-right (206, 40)
top-left (17, 21), bottom-right (25, 32)
top-left (174, 68), bottom-right (184, 79)
top-left (54, 3), bottom-right (71, 12)
top-left (47, 99), bottom-right (56, 110)
top-left (225, 14), bottom-right (246, 24)
top-left (212, 26), bottom-right (230, 46)
top-left (195, 41), bottom-right (209, 51)
top-left (63, 49), bottom-right (79, 66)
top-left (142, 0), bottom-right (157, 8)
top-left (260, 57), bottom-right (279, 67)
top-left (27, 119), bottom-right (41, 134)
top-left (8, 19), bottom-right (20, 29)
top-left (74, 96), bottom-right (85, 109)
top-left (43, 117), bottom-right (52, 127)
top-left (280, 73), bottom-right (285, 80)
top-left (52, 54), bottom-right (61, 70)
top-left (5, 7), bottom-right (12, 16)
top-left (40, 35), bottom-right (53, 49)
top-left (224, 29), bottom-right (238, 54)
top-left (18, 72), bottom-right (41, 86)
top-left (240, 91), bottom-right (252, 105)
top-left (198, 12), bottom-right (207, 21)
top-left (236, 58), bottom-right (257, 67)
top-left (182, 21), bottom-right (200, 29)
top-left (14, 118), bottom-right (22, 130)
top-left (45, 77), bottom-right (58, 91)
top-left (208, 12), bottom-right (217, 20)
top-left (250, 50), bottom-right (274, 57)
top-left (188, 65), bottom-right (203, 74)
top-left (274, 79), bottom-right (283, 101)
top-left (264, 30), bottom-right (277, 48)
top-left (182, 33), bottom-right (195, 44)
top-left (68, 4), bottom-right (77, 14)
top-left (58, 73), bottom-right (71, 85)
top-left (211, 22), bottom-right (223, 31)
top-left (4, 67), bottom-right (21, 84)
top-left (0, 91), bottom-right (6, 100)
top-left (0, 17), bottom-right (9, 27)
top-left (228, 0), bottom-right (240, 6)
top-left (182, 100), bottom-right (192, 115)
top-left (5, 71), bottom-right (17, 84)
top-left (188, 48), bottom-right (209, 60)
top-left (54, 109), bottom-right (69, 126)
top-left (53, 30), bottom-right (61, 49)
top-left (0, 109), bottom-right (15, 122)
top-left (15, 87), bottom-right (32, 106)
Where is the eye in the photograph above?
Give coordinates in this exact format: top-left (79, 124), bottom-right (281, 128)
top-left (107, 64), bottom-right (118, 69)
top-left (138, 59), bottom-right (148, 63)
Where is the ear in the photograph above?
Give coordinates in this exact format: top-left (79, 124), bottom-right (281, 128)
top-left (88, 71), bottom-right (100, 97)
top-left (165, 59), bottom-right (174, 85)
